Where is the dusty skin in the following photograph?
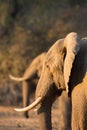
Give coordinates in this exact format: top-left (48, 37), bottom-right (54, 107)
top-left (0, 100), bottom-right (67, 130)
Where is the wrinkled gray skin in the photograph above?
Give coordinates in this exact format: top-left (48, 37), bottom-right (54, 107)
top-left (10, 52), bottom-right (46, 118)
top-left (25, 32), bottom-right (87, 130)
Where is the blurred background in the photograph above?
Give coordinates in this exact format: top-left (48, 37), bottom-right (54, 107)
top-left (0, 0), bottom-right (87, 106)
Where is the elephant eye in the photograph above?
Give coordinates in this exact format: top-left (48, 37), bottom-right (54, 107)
top-left (46, 64), bottom-right (49, 68)
top-left (45, 63), bottom-right (50, 70)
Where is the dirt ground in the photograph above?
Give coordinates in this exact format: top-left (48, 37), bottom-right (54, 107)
top-left (0, 104), bottom-right (62, 130)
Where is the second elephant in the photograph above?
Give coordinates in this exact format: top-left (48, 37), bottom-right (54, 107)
top-left (10, 52), bottom-right (46, 118)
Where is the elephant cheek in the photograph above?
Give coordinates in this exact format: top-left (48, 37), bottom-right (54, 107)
top-left (53, 71), bottom-right (65, 90)
top-left (35, 73), bottom-right (53, 99)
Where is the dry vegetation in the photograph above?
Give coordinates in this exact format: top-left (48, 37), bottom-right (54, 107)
top-left (0, 0), bottom-right (87, 119)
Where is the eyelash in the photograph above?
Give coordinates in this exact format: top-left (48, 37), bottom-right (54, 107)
top-left (46, 64), bottom-right (49, 68)
top-left (45, 63), bottom-right (54, 80)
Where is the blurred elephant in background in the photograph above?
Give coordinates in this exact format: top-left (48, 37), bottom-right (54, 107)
top-left (15, 32), bottom-right (87, 130)
top-left (9, 52), bottom-right (46, 118)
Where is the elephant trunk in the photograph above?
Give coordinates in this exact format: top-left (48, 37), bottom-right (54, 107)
top-left (37, 98), bottom-right (52, 130)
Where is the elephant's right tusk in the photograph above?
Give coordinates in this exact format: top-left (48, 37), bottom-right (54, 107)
top-left (9, 74), bottom-right (25, 82)
top-left (14, 97), bottom-right (42, 112)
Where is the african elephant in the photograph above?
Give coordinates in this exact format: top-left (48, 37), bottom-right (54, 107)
top-left (9, 52), bottom-right (46, 118)
top-left (10, 52), bottom-right (71, 130)
top-left (14, 32), bottom-right (87, 130)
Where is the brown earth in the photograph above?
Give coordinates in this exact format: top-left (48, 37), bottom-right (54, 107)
top-left (0, 103), bottom-right (63, 130)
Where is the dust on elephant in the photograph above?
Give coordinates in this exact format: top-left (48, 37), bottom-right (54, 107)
top-left (9, 52), bottom-right (46, 118)
top-left (14, 32), bottom-right (87, 130)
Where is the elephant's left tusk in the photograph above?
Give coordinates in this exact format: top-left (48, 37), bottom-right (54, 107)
top-left (14, 97), bottom-right (42, 112)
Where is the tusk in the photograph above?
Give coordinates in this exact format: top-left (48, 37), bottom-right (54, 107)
top-left (9, 74), bottom-right (24, 82)
top-left (14, 97), bottom-right (42, 112)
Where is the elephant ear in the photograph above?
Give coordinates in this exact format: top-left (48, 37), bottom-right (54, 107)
top-left (64, 32), bottom-right (80, 93)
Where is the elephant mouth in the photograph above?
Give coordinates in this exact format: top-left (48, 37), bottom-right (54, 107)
top-left (14, 97), bottom-right (42, 112)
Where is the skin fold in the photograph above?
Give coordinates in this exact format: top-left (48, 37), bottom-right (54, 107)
top-left (15, 32), bottom-right (87, 130)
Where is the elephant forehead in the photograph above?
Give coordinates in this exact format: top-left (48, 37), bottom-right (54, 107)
top-left (49, 38), bottom-right (64, 52)
top-left (45, 39), bottom-right (64, 61)
top-left (44, 52), bottom-right (64, 73)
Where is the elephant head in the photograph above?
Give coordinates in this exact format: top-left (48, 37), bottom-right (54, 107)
top-left (14, 32), bottom-right (80, 111)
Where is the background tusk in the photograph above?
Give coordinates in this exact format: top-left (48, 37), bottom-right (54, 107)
top-left (9, 74), bottom-right (24, 82)
top-left (14, 97), bottom-right (42, 112)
